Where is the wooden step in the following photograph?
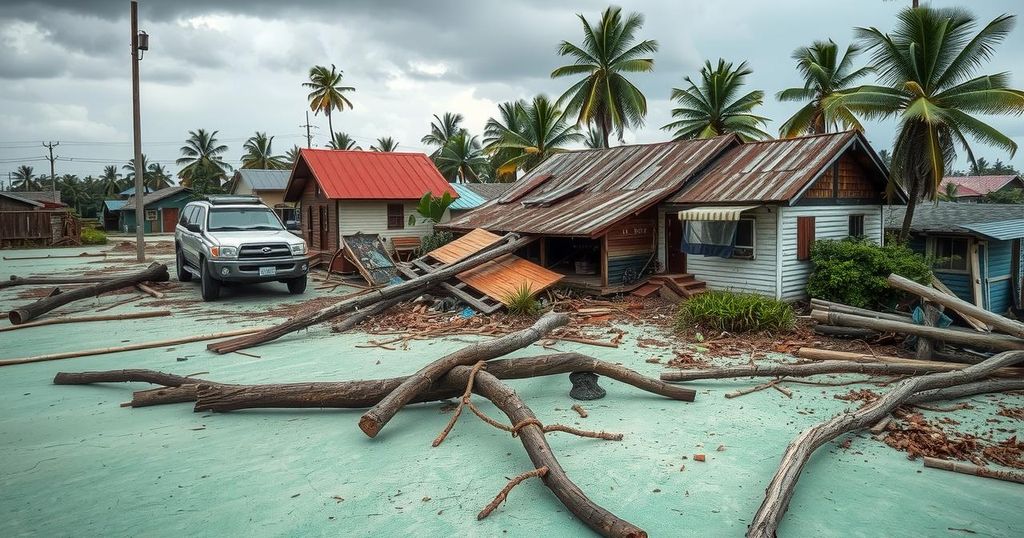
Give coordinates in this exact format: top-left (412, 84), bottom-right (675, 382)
top-left (650, 273), bottom-right (706, 299)
top-left (630, 283), bottom-right (662, 298)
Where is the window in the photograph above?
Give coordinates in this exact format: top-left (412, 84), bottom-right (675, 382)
top-left (207, 207), bottom-right (284, 231)
top-left (179, 206), bottom-right (194, 226)
top-left (188, 207), bottom-right (204, 228)
top-left (387, 203), bottom-right (405, 230)
top-left (145, 209), bottom-right (157, 221)
top-left (932, 237), bottom-right (969, 272)
top-left (797, 216), bottom-right (815, 261)
top-left (848, 214), bottom-right (865, 237)
top-left (731, 218), bottom-right (755, 259)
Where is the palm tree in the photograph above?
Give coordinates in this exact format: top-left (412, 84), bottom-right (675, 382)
top-left (777, 40), bottom-right (873, 138)
top-left (827, 7), bottom-right (1024, 239)
top-left (484, 95), bottom-right (583, 175)
top-left (327, 131), bottom-right (361, 150)
top-left (58, 174), bottom-right (86, 214)
top-left (241, 132), bottom-right (287, 169)
top-left (284, 145), bottom-right (302, 168)
top-left (371, 137), bottom-right (399, 152)
top-left (662, 59), bottom-right (771, 142)
top-left (435, 132), bottom-right (488, 183)
top-left (484, 101), bottom-right (527, 182)
top-left (123, 154), bottom-right (150, 185)
top-left (938, 181), bottom-right (960, 201)
top-left (303, 64), bottom-right (355, 136)
top-left (176, 129), bottom-right (233, 189)
top-left (11, 165), bottom-right (37, 191)
top-left (551, 6), bottom-right (658, 148)
top-left (98, 165), bottom-right (122, 197)
top-left (421, 112), bottom-right (466, 157)
top-left (583, 125), bottom-right (604, 149)
top-left (146, 163), bottom-right (173, 190)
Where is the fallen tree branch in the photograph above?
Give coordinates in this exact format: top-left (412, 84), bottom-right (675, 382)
top-left (0, 274), bottom-right (123, 290)
top-left (477, 466), bottom-right (549, 520)
top-left (923, 457), bottom-right (1024, 484)
top-left (660, 360), bottom-right (1016, 382)
top-left (207, 233), bottom-right (532, 354)
top-left (888, 273), bottom-right (1021, 338)
top-left (135, 283), bottom-right (165, 299)
top-left (330, 290), bottom-right (421, 333)
top-left (747, 350), bottom-right (1024, 537)
top-left (810, 310), bottom-right (1024, 352)
top-left (52, 352), bottom-right (696, 409)
top-left (0, 310), bottom-right (170, 333)
top-left (358, 312), bottom-right (570, 438)
top-left (7, 263), bottom-right (169, 324)
top-left (795, 348), bottom-right (1024, 377)
top-left (432, 360), bottom-right (486, 447)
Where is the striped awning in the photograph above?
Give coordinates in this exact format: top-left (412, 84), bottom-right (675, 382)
top-left (677, 205), bottom-right (760, 221)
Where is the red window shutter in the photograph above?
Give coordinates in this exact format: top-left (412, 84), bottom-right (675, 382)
top-left (797, 216), bottom-right (815, 261)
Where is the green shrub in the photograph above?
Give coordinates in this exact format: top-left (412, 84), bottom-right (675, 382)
top-left (806, 237), bottom-right (932, 309)
top-left (418, 230), bottom-right (454, 255)
top-left (80, 228), bottom-right (107, 245)
top-left (676, 290), bottom-right (794, 333)
top-left (503, 283), bottom-right (541, 317)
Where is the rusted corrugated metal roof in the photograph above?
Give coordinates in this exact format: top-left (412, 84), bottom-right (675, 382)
top-left (284, 149), bottom-right (456, 201)
top-left (669, 131), bottom-right (877, 205)
top-left (445, 135), bottom-right (739, 237)
top-left (940, 175), bottom-right (1023, 197)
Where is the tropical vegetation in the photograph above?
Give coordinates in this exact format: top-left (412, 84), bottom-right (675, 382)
top-left (483, 95), bottom-right (582, 175)
top-left (303, 64), bottom-right (354, 136)
top-left (11, 165), bottom-right (38, 191)
top-left (241, 132), bottom-right (287, 170)
top-left (328, 131), bottom-right (361, 150)
top-left (662, 59), bottom-right (770, 141)
top-left (676, 290), bottom-right (795, 333)
top-left (421, 112), bottom-right (466, 157)
top-left (434, 132), bottom-right (488, 183)
top-left (551, 6), bottom-right (657, 148)
top-left (807, 237), bottom-right (933, 309)
top-left (371, 137), bottom-right (399, 152)
top-left (776, 40), bottom-right (872, 137)
top-left (176, 128), bottom-right (232, 193)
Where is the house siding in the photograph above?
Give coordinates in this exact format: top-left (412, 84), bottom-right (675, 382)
top-left (779, 204), bottom-right (883, 301)
top-left (986, 239), bottom-right (1014, 315)
top-left (337, 200), bottom-right (440, 253)
top-left (603, 214), bottom-right (657, 287)
top-left (298, 177), bottom-right (337, 251)
top-left (680, 205), bottom-right (779, 297)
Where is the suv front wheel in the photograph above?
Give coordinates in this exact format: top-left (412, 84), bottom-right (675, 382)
top-left (200, 259), bottom-right (221, 301)
top-left (286, 275), bottom-right (307, 295)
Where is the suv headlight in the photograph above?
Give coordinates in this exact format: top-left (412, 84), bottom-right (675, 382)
top-left (290, 243), bottom-right (307, 255)
top-left (210, 246), bottom-right (238, 258)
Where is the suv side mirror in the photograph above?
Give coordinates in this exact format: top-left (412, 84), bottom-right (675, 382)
top-left (185, 223), bottom-right (202, 233)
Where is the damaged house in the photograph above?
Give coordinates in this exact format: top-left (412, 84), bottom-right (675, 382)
top-left (445, 130), bottom-right (900, 300)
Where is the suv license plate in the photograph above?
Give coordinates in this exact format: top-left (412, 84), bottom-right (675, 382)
top-left (259, 266), bottom-right (276, 277)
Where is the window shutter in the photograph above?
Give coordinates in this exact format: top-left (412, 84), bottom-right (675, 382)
top-left (797, 216), bottom-right (815, 261)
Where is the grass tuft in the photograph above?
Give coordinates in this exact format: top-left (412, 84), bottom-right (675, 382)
top-left (503, 283), bottom-right (541, 316)
top-left (676, 290), bottom-right (794, 333)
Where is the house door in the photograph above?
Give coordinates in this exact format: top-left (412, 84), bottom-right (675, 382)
top-left (306, 206), bottom-right (314, 246)
top-left (319, 205), bottom-right (330, 251)
top-left (161, 208), bottom-right (179, 234)
top-left (665, 213), bottom-right (686, 273)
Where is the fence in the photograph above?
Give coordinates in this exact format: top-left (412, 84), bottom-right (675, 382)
top-left (0, 210), bottom-right (80, 247)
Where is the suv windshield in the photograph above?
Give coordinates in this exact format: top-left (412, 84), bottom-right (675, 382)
top-left (207, 207), bottom-right (284, 231)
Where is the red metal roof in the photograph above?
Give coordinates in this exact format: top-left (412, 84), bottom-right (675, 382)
top-left (940, 175), bottom-right (1022, 197)
top-left (285, 149), bottom-right (456, 201)
top-left (668, 130), bottom-right (892, 205)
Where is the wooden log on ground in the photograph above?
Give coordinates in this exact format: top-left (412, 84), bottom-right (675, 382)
top-left (0, 274), bottom-right (147, 290)
top-left (7, 263), bottom-right (169, 324)
top-left (135, 283), bottom-right (165, 299)
top-left (915, 302), bottom-right (941, 360)
top-left (906, 378), bottom-right (1024, 404)
top-left (0, 310), bottom-right (170, 333)
top-left (809, 298), bottom-right (911, 323)
top-left (449, 366), bottom-right (646, 537)
top-left (810, 311), bottom-right (1024, 352)
top-left (358, 312), bottom-right (569, 438)
top-left (52, 352), bottom-right (696, 409)
top-left (795, 347), bottom-right (1024, 377)
top-left (330, 290), bottom-right (421, 333)
top-left (207, 233), bottom-right (532, 354)
top-left (659, 360), bottom-right (995, 382)
top-left (812, 325), bottom-right (878, 339)
top-left (1, 327), bottom-right (260, 367)
top-left (2, 252), bottom-right (106, 261)
top-left (922, 457), bottom-right (1024, 484)
top-left (746, 350), bottom-right (1024, 537)
top-left (889, 274), bottom-right (1024, 338)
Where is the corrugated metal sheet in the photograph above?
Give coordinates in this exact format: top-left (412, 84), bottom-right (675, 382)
top-left (103, 200), bottom-right (126, 211)
top-left (669, 131), bottom-right (868, 204)
top-left (445, 135), bottom-right (739, 237)
top-left (449, 184), bottom-right (489, 210)
top-left (235, 169), bottom-right (291, 191)
top-left (288, 149), bottom-right (456, 201)
top-left (677, 205), bottom-right (760, 221)
top-left (0, 192), bottom-right (44, 207)
top-left (885, 203), bottom-right (1024, 240)
top-left (962, 220), bottom-right (1024, 241)
top-left (941, 175), bottom-right (1022, 196)
top-left (121, 186), bottom-right (190, 210)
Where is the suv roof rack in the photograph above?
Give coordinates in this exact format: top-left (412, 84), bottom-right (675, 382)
top-left (206, 195), bottom-right (263, 206)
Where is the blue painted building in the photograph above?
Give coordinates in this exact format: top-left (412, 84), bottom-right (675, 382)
top-left (885, 203), bottom-right (1024, 315)
top-left (447, 183), bottom-right (513, 219)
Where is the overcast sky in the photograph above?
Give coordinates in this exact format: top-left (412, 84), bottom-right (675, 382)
top-left (1, 0), bottom-right (1022, 186)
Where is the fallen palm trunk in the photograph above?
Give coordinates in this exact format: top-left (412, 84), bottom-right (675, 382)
top-left (809, 298), bottom-right (911, 323)
top-left (358, 312), bottom-right (569, 438)
top-left (0, 274), bottom-right (120, 290)
top-left (810, 311), bottom-right (1024, 352)
top-left (795, 347), bottom-right (1024, 377)
top-left (207, 233), bottom-right (532, 354)
top-left (747, 350), bottom-right (1024, 537)
top-left (52, 352), bottom-right (696, 409)
top-left (0, 310), bottom-right (170, 332)
top-left (922, 457), bottom-right (1024, 484)
top-left (7, 263), bottom-right (169, 324)
top-left (906, 378), bottom-right (1024, 404)
top-left (660, 360), bottom-right (987, 382)
top-left (449, 366), bottom-right (646, 537)
top-left (889, 274), bottom-right (1022, 338)
top-left (1, 327), bottom-right (260, 367)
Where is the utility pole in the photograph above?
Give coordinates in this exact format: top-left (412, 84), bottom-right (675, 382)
top-left (130, 0), bottom-right (147, 262)
top-left (300, 111), bottom-right (317, 148)
top-left (43, 141), bottom-right (59, 201)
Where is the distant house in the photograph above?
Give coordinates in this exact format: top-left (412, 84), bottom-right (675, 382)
top-left (0, 191), bottom-right (46, 211)
top-left (1, 192), bottom-right (77, 247)
top-left (446, 130), bottom-right (900, 299)
top-left (448, 183), bottom-right (514, 220)
top-left (117, 186), bottom-right (197, 234)
top-left (15, 191), bottom-right (65, 209)
top-left (940, 175), bottom-right (1024, 202)
top-left (229, 169), bottom-right (297, 225)
top-left (119, 186), bottom-right (154, 198)
top-left (283, 149), bottom-right (457, 254)
top-left (885, 203), bottom-right (1023, 315)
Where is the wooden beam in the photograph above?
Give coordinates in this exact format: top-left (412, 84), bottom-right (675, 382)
top-left (889, 274), bottom-right (1022, 338)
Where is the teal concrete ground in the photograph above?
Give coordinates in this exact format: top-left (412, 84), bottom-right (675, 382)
top-left (1, 242), bottom-right (1021, 537)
